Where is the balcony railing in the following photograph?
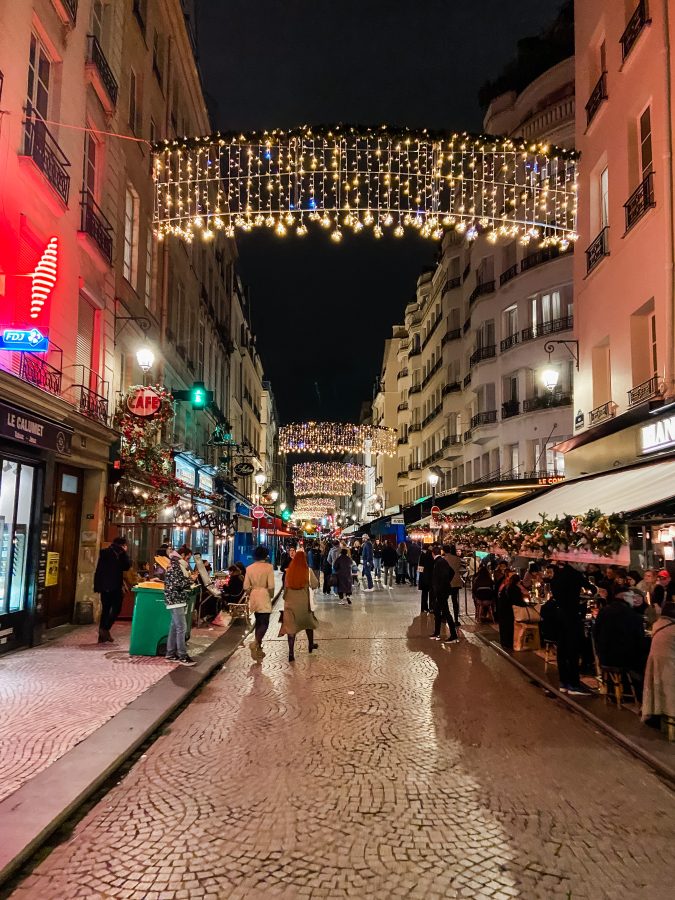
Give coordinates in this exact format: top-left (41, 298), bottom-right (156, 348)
top-left (521, 315), bottom-right (574, 343)
top-left (469, 345), bottom-right (496, 368)
top-left (408, 462), bottom-right (422, 472)
top-left (471, 410), bottom-right (497, 430)
top-left (443, 435), bottom-right (461, 449)
top-left (501, 400), bottom-right (520, 419)
top-left (397, 401), bottom-right (409, 412)
top-left (75, 384), bottom-right (109, 425)
top-left (397, 436), bottom-right (409, 446)
top-left (397, 470), bottom-right (409, 480)
top-left (463, 317), bottom-right (471, 334)
top-left (621, 0), bottom-right (650, 61)
top-left (422, 448), bottom-right (445, 468)
top-left (463, 428), bottom-right (473, 443)
top-left (628, 374), bottom-right (660, 407)
top-left (523, 392), bottom-right (572, 413)
top-left (80, 190), bottom-right (113, 264)
top-left (586, 226), bottom-right (609, 274)
top-left (19, 353), bottom-right (62, 396)
top-left (397, 367), bottom-right (409, 380)
top-left (421, 314), bottom-right (442, 350)
top-left (500, 333), bottom-right (519, 352)
top-left (624, 171), bottom-right (655, 232)
top-left (61, 0), bottom-right (78, 22)
top-left (442, 276), bottom-right (461, 296)
top-left (463, 372), bottom-right (472, 388)
top-left (22, 113), bottom-right (71, 205)
top-left (422, 404), bottom-right (443, 428)
top-left (462, 262), bottom-right (471, 282)
top-left (585, 72), bottom-right (607, 126)
top-left (442, 381), bottom-right (461, 396)
top-left (421, 357), bottom-right (443, 388)
top-left (409, 346), bottom-right (421, 358)
top-left (408, 423), bottom-right (421, 433)
top-left (589, 400), bottom-right (617, 426)
top-left (87, 35), bottom-right (119, 107)
top-left (499, 263), bottom-right (518, 286)
top-left (409, 383), bottom-right (421, 395)
top-left (521, 244), bottom-right (566, 273)
top-left (441, 327), bottom-right (461, 346)
top-left (468, 280), bottom-right (496, 307)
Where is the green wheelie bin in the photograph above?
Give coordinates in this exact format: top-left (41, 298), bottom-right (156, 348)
top-left (129, 583), bottom-right (199, 656)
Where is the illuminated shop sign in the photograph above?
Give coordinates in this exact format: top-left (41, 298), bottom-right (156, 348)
top-left (0, 327), bottom-right (48, 352)
top-left (640, 414), bottom-right (675, 455)
top-left (29, 237), bottom-right (58, 319)
top-left (1, 237), bottom-right (58, 348)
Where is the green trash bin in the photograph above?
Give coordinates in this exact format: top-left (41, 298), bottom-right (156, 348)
top-left (129, 584), bottom-right (199, 657)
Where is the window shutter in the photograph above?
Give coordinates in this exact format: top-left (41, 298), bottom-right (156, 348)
top-left (76, 294), bottom-right (95, 373)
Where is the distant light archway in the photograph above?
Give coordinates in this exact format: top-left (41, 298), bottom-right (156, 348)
top-left (153, 124), bottom-right (578, 247)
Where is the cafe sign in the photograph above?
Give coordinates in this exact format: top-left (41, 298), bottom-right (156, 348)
top-left (0, 401), bottom-right (72, 454)
top-left (127, 386), bottom-right (161, 418)
top-left (640, 414), bottom-right (675, 455)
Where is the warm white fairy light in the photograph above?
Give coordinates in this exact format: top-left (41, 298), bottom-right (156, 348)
top-left (279, 422), bottom-right (397, 456)
top-left (294, 497), bottom-right (337, 519)
top-left (152, 125), bottom-right (578, 245)
top-left (293, 462), bottom-right (365, 497)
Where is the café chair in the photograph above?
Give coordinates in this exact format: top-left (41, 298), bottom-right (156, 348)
top-left (600, 666), bottom-right (637, 710)
top-left (543, 640), bottom-right (557, 672)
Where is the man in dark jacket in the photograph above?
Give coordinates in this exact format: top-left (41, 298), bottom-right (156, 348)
top-left (430, 545), bottom-right (458, 642)
top-left (361, 535), bottom-right (374, 591)
top-left (550, 562), bottom-right (596, 695)
top-left (418, 544), bottom-right (436, 613)
top-left (407, 542), bottom-right (422, 586)
top-left (93, 536), bottom-right (131, 643)
top-left (381, 542), bottom-right (398, 589)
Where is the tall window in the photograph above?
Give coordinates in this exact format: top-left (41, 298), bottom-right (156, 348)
top-left (91, 0), bottom-right (104, 44)
top-left (600, 167), bottom-right (609, 228)
top-left (76, 293), bottom-right (95, 374)
top-left (152, 30), bottom-right (163, 81)
top-left (26, 33), bottom-right (50, 123)
top-left (123, 185), bottom-right (139, 285)
top-left (197, 314), bottom-right (205, 375)
top-left (640, 106), bottom-right (653, 179)
top-left (83, 130), bottom-right (98, 199)
top-left (503, 305), bottom-right (517, 337)
top-left (541, 291), bottom-right (561, 325)
top-left (650, 313), bottom-right (657, 376)
top-left (128, 69), bottom-right (138, 133)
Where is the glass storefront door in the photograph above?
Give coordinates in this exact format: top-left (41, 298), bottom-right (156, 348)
top-left (0, 458), bottom-right (36, 616)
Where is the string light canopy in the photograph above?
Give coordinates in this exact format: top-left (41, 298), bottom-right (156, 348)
top-left (294, 497), bottom-right (336, 519)
top-left (279, 422), bottom-right (397, 456)
top-left (293, 462), bottom-right (365, 497)
top-left (153, 125), bottom-right (578, 247)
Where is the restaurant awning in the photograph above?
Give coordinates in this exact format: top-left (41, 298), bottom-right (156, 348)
top-left (476, 458), bottom-right (675, 527)
top-left (443, 489), bottom-right (531, 517)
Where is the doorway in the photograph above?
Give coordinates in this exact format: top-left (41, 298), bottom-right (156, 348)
top-left (45, 464), bottom-right (83, 627)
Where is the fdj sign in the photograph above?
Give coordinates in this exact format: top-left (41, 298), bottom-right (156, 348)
top-left (127, 387), bottom-right (161, 417)
top-left (640, 414), bottom-right (675, 455)
top-left (0, 328), bottom-right (49, 352)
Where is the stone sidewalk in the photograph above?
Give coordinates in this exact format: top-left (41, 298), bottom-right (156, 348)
top-left (7, 586), bottom-right (675, 900)
top-left (0, 621), bottom-right (227, 805)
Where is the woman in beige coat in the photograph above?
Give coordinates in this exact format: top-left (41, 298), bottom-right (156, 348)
top-left (244, 545), bottom-right (275, 660)
top-left (281, 550), bottom-right (319, 662)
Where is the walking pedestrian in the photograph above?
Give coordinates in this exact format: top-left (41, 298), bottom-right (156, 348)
top-left (444, 543), bottom-right (465, 625)
top-left (373, 539), bottom-right (383, 584)
top-left (381, 541), bottom-right (397, 588)
top-left (244, 545), bottom-right (276, 660)
top-left (407, 541), bottom-right (421, 586)
top-left (273, 544), bottom-right (296, 601)
top-left (321, 541), bottom-right (334, 594)
top-left (361, 534), bottom-right (374, 591)
top-left (430, 545), bottom-right (458, 642)
top-left (93, 535), bottom-right (131, 643)
top-left (550, 561), bottom-right (597, 695)
top-left (164, 547), bottom-right (198, 665)
top-left (395, 543), bottom-right (408, 585)
top-left (280, 549), bottom-right (319, 662)
top-left (307, 543), bottom-right (322, 585)
top-left (334, 548), bottom-right (354, 604)
top-left (418, 543), bottom-right (436, 613)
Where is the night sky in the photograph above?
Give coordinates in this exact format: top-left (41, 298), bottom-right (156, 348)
top-left (196, 0), bottom-right (564, 423)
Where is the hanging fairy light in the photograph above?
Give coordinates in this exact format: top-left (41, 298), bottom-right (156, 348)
top-left (153, 125), bottom-right (578, 247)
top-left (293, 462), bottom-right (365, 497)
top-left (294, 497), bottom-right (337, 519)
top-left (279, 422), bottom-right (397, 456)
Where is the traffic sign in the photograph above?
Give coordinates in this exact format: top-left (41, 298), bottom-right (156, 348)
top-left (0, 327), bottom-right (49, 352)
top-left (252, 505), bottom-right (265, 519)
top-left (430, 505), bottom-right (441, 520)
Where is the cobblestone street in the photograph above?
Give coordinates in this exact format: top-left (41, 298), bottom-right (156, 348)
top-left (8, 588), bottom-right (675, 900)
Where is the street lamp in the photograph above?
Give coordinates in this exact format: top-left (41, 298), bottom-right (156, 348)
top-left (270, 489), bottom-right (279, 502)
top-left (280, 501), bottom-right (287, 512)
top-left (254, 470), bottom-right (266, 495)
top-left (541, 367), bottom-right (560, 392)
top-left (136, 345), bottom-right (155, 372)
top-left (428, 471), bottom-right (440, 530)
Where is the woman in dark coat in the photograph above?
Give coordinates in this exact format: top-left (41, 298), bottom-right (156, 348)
top-left (334, 548), bottom-right (353, 604)
top-left (418, 545), bottom-right (436, 613)
top-left (472, 565), bottom-right (495, 622)
top-left (497, 572), bottom-right (528, 650)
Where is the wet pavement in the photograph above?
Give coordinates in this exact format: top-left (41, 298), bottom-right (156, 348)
top-left (7, 587), bottom-right (675, 899)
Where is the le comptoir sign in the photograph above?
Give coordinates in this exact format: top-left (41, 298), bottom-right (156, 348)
top-left (640, 414), bottom-right (675, 455)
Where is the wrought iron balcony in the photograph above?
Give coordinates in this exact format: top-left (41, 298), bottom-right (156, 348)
top-left (586, 226), bottom-right (609, 274)
top-left (397, 367), bottom-right (409, 380)
top-left (86, 35), bottom-right (118, 107)
top-left (22, 113), bottom-right (71, 205)
top-left (523, 392), bottom-right (572, 413)
top-left (470, 410), bottom-right (497, 429)
top-left (589, 400), bottom-right (617, 426)
top-left (397, 470), bottom-right (409, 480)
top-left (409, 383), bottom-right (421, 395)
top-left (462, 262), bottom-right (471, 282)
top-left (397, 401), bottom-right (409, 412)
top-left (624, 171), bottom-right (655, 232)
top-left (421, 314), bottom-right (443, 350)
top-left (501, 400), bottom-right (520, 419)
top-left (468, 280), bottom-right (496, 307)
top-left (463, 372), bottom-right (472, 388)
top-left (621, 0), bottom-right (650, 61)
top-left (463, 318), bottom-right (471, 334)
top-left (463, 429), bottom-right (473, 443)
top-left (585, 72), bottom-right (607, 126)
top-left (397, 436), bottom-right (409, 446)
top-left (421, 357), bottom-right (443, 388)
top-left (442, 276), bottom-right (461, 296)
top-left (521, 244), bottom-right (568, 273)
top-left (499, 263), bottom-right (518, 286)
top-left (408, 423), bottom-right (421, 433)
top-left (521, 315), bottom-right (574, 342)
top-left (469, 345), bottom-right (496, 368)
top-left (500, 333), bottom-right (519, 352)
top-left (19, 353), bottom-right (62, 396)
top-left (441, 327), bottom-right (461, 346)
top-left (75, 384), bottom-right (109, 425)
top-left (442, 381), bottom-right (461, 396)
top-left (443, 435), bottom-right (461, 449)
top-left (422, 404), bottom-right (443, 428)
top-left (80, 190), bottom-right (113, 264)
top-left (408, 462), bottom-right (422, 472)
top-left (409, 345), bottom-right (421, 358)
top-left (628, 374), bottom-right (660, 407)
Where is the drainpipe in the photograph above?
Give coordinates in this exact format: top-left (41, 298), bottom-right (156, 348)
top-left (662, 0), bottom-right (675, 397)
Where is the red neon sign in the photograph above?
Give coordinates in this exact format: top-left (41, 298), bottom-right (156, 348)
top-left (29, 237), bottom-right (58, 320)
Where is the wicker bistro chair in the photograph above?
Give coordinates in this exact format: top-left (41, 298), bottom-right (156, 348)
top-left (227, 593), bottom-right (250, 623)
top-left (600, 666), bottom-right (638, 710)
